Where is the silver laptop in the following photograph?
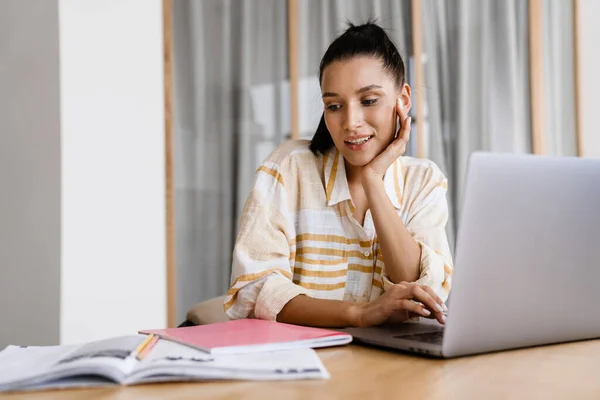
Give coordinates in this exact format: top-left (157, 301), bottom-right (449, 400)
top-left (342, 152), bottom-right (600, 358)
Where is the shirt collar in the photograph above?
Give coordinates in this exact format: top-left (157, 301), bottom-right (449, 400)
top-left (323, 147), bottom-right (404, 210)
top-left (323, 147), bottom-right (352, 206)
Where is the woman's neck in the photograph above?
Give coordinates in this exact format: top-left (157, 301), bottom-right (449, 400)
top-left (344, 161), bottom-right (363, 186)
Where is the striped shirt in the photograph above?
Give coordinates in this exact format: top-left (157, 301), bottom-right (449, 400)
top-left (224, 140), bottom-right (453, 321)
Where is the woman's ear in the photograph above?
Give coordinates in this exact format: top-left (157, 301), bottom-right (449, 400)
top-left (398, 83), bottom-right (412, 113)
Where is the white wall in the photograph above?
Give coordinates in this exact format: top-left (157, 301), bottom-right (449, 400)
top-left (59, 0), bottom-right (166, 344)
top-left (0, 1), bottom-right (61, 348)
top-left (577, 0), bottom-right (600, 158)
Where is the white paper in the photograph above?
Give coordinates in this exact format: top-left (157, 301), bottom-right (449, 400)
top-left (0, 345), bottom-right (78, 385)
top-left (0, 335), bottom-right (146, 391)
top-left (0, 336), bottom-right (330, 393)
top-left (128, 339), bottom-right (329, 383)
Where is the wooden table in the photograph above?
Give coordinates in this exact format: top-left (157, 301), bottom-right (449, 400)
top-left (4, 340), bottom-right (600, 399)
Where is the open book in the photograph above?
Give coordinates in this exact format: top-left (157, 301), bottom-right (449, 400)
top-left (140, 319), bottom-right (353, 354)
top-left (0, 335), bottom-right (329, 393)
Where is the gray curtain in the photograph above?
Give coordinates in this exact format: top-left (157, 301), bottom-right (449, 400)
top-left (543, 0), bottom-right (577, 156)
top-left (420, 0), bottom-right (459, 249)
top-left (422, 0), bottom-right (532, 245)
top-left (172, 0), bottom-right (288, 321)
top-left (422, 0), bottom-right (576, 249)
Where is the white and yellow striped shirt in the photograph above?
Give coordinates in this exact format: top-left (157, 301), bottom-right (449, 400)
top-left (224, 140), bottom-right (453, 321)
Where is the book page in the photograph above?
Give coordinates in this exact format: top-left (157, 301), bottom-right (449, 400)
top-left (0, 335), bottom-right (146, 392)
top-left (9, 376), bottom-right (115, 393)
top-left (131, 339), bottom-right (213, 371)
top-left (51, 335), bottom-right (146, 382)
top-left (56, 335), bottom-right (142, 364)
top-left (128, 339), bottom-right (329, 383)
top-left (0, 344), bottom-right (78, 386)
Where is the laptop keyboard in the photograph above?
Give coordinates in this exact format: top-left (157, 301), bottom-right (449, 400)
top-left (393, 330), bottom-right (444, 345)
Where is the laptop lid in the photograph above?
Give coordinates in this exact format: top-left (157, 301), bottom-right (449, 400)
top-left (442, 152), bottom-right (600, 357)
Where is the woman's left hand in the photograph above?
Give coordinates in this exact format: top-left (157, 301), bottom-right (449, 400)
top-left (362, 99), bottom-right (411, 184)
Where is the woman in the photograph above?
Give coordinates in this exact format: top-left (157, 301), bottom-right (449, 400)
top-left (224, 22), bottom-right (453, 328)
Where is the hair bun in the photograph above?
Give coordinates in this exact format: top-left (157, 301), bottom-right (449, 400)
top-left (345, 20), bottom-right (386, 37)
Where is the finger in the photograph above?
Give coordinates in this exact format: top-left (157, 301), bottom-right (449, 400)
top-left (408, 311), bottom-right (436, 320)
top-left (396, 98), bottom-right (408, 120)
top-left (396, 299), bottom-right (432, 318)
top-left (409, 301), bottom-right (444, 324)
top-left (399, 117), bottom-right (411, 143)
top-left (393, 117), bottom-right (410, 145)
top-left (395, 101), bottom-right (406, 136)
top-left (421, 285), bottom-right (448, 324)
top-left (410, 286), bottom-right (440, 311)
top-left (384, 129), bottom-right (408, 161)
top-left (420, 285), bottom-right (448, 313)
top-left (411, 287), bottom-right (446, 324)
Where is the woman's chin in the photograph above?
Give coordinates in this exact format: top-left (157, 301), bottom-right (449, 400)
top-left (341, 152), bottom-right (374, 168)
top-left (338, 141), bottom-right (386, 169)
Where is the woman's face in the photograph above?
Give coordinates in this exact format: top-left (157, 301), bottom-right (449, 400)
top-left (320, 56), bottom-right (411, 168)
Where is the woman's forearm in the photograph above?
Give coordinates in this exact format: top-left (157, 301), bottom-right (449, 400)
top-left (276, 295), bottom-right (362, 327)
top-left (364, 178), bottom-right (421, 284)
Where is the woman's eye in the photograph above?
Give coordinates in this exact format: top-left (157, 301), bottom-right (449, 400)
top-left (362, 98), bottom-right (378, 106)
top-left (326, 104), bottom-right (341, 111)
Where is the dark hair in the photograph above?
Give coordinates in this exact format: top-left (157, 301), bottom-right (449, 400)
top-left (309, 21), bottom-right (406, 155)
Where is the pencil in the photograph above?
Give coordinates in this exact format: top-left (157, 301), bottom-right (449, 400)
top-left (137, 336), bottom-right (159, 360)
top-left (134, 334), bottom-right (155, 358)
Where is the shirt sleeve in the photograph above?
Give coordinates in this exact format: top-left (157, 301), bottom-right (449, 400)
top-left (382, 162), bottom-right (454, 301)
top-left (223, 163), bottom-right (309, 321)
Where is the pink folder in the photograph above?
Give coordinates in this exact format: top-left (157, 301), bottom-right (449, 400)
top-left (140, 319), bottom-right (353, 355)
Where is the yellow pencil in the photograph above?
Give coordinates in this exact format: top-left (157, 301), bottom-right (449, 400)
top-left (137, 336), bottom-right (159, 360)
top-left (134, 334), bottom-right (155, 358)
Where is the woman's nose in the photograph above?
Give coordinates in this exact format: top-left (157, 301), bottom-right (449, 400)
top-left (342, 102), bottom-right (363, 131)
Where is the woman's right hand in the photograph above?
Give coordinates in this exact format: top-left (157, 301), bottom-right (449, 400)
top-left (353, 282), bottom-right (447, 327)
